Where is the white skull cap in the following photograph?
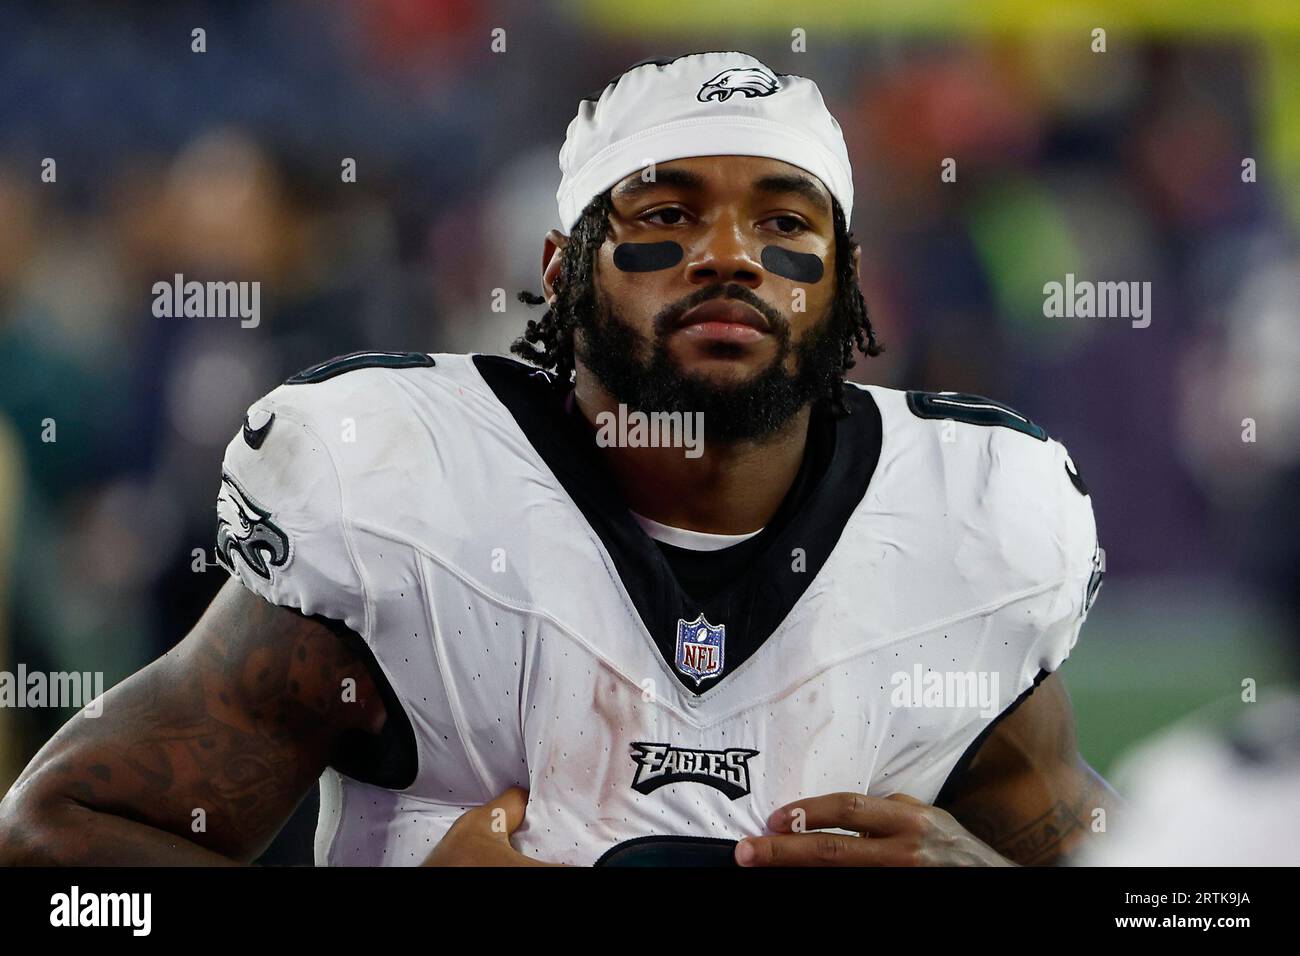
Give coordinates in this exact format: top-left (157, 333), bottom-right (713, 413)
top-left (557, 51), bottom-right (854, 232)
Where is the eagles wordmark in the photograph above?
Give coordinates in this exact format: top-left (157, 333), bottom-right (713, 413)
top-left (630, 743), bottom-right (759, 800)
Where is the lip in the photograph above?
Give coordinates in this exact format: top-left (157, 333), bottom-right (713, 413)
top-left (675, 298), bottom-right (771, 333)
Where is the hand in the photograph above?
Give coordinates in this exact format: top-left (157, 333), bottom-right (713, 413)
top-left (422, 787), bottom-right (562, 866)
top-left (735, 792), bottom-right (1017, 867)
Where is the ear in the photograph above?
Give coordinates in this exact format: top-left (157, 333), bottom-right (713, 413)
top-left (541, 229), bottom-right (569, 306)
top-left (851, 244), bottom-right (862, 288)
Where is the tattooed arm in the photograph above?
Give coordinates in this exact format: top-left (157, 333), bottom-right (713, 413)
top-left (934, 671), bottom-right (1120, 865)
top-left (0, 579), bottom-right (388, 865)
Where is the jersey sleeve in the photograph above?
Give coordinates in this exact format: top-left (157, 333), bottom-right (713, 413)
top-left (215, 390), bottom-right (368, 636)
top-left (1023, 437), bottom-right (1103, 678)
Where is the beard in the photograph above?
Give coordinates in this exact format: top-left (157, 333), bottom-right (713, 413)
top-left (573, 281), bottom-right (846, 444)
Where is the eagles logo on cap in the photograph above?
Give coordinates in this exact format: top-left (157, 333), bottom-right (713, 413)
top-left (697, 67), bottom-right (780, 103)
top-left (556, 51), bottom-right (855, 232)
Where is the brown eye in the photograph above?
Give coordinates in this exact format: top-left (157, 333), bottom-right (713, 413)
top-left (765, 215), bottom-right (806, 235)
top-left (645, 207), bottom-right (686, 226)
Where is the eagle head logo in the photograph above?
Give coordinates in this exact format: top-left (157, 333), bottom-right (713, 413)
top-left (697, 66), bottom-right (780, 103)
top-left (216, 471), bottom-right (291, 579)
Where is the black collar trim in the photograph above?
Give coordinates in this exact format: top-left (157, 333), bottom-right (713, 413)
top-left (472, 355), bottom-right (882, 695)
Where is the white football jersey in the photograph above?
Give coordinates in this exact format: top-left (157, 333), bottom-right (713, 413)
top-left (215, 351), bottom-right (1101, 866)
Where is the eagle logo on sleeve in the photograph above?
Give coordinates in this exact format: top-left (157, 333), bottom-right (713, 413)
top-left (215, 471), bottom-right (291, 579)
top-left (696, 67), bottom-right (780, 103)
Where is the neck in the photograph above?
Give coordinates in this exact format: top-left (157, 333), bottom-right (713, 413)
top-left (572, 370), bottom-right (811, 535)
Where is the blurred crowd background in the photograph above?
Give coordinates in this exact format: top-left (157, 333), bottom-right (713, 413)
top-left (1, 0), bottom-right (1298, 862)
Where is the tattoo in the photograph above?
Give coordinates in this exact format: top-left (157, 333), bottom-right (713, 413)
top-left (937, 673), bottom-right (1120, 866)
top-left (971, 800), bottom-right (1086, 865)
top-left (953, 770), bottom-right (1114, 865)
top-left (2, 582), bottom-right (383, 863)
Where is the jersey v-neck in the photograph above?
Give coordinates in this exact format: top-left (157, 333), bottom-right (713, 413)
top-left (472, 355), bottom-right (882, 695)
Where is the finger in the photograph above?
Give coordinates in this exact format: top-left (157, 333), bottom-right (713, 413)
top-left (736, 832), bottom-right (919, 868)
top-left (481, 786), bottom-right (531, 840)
top-left (767, 792), bottom-right (923, 834)
top-left (428, 834), bottom-right (562, 868)
top-left (454, 786), bottom-right (530, 841)
top-left (476, 838), bottom-right (564, 867)
top-left (885, 793), bottom-right (926, 806)
top-left (474, 789), bottom-right (568, 867)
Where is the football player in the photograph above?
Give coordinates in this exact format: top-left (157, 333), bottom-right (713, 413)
top-left (0, 52), bottom-right (1114, 867)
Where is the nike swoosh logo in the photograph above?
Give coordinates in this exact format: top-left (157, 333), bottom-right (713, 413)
top-left (1064, 457), bottom-right (1088, 496)
top-left (242, 411), bottom-right (275, 450)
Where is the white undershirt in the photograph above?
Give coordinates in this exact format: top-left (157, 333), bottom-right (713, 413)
top-left (630, 511), bottom-right (764, 552)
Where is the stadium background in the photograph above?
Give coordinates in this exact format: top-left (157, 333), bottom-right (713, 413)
top-left (1, 0), bottom-right (1297, 864)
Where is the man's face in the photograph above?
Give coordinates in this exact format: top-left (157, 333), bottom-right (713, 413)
top-left (567, 155), bottom-right (849, 443)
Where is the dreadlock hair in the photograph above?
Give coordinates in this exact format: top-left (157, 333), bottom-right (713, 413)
top-left (514, 188), bottom-right (883, 416)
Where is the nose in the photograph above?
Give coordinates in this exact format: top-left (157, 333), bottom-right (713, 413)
top-left (685, 214), bottom-right (763, 290)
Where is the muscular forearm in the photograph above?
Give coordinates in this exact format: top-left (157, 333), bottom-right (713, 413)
top-left (0, 585), bottom-right (392, 867)
top-left (0, 792), bottom-right (241, 866)
top-left (932, 674), bottom-right (1123, 866)
top-left (950, 763), bottom-right (1121, 866)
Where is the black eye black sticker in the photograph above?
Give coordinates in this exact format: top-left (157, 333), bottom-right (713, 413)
top-left (761, 246), bottom-right (824, 283)
top-left (613, 241), bottom-right (683, 272)
top-left (611, 241), bottom-right (824, 283)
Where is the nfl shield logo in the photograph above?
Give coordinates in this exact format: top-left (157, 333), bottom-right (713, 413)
top-left (674, 614), bottom-right (725, 687)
